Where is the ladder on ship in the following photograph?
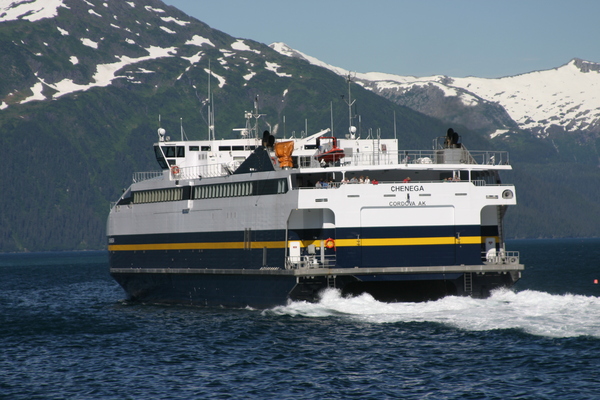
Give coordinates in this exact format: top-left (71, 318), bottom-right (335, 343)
top-left (464, 272), bottom-right (473, 295)
top-left (327, 275), bottom-right (336, 288)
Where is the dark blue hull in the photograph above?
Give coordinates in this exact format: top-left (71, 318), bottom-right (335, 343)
top-left (109, 225), bottom-right (518, 308)
top-left (112, 271), bottom-right (298, 308)
top-left (111, 269), bottom-right (519, 308)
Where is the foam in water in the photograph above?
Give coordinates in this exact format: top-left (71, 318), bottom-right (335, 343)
top-left (265, 289), bottom-right (600, 339)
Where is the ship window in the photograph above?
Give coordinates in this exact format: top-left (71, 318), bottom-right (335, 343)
top-left (154, 146), bottom-right (168, 169)
top-left (132, 188), bottom-right (185, 204)
top-left (219, 146), bottom-right (231, 151)
top-left (189, 146), bottom-right (199, 151)
top-left (232, 146), bottom-right (244, 151)
top-left (245, 145), bottom-right (256, 150)
top-left (278, 179), bottom-right (286, 193)
top-left (201, 146), bottom-right (211, 151)
top-left (177, 146), bottom-right (185, 157)
top-left (162, 146), bottom-right (176, 158)
top-left (299, 156), bottom-right (312, 167)
top-left (189, 179), bottom-right (288, 201)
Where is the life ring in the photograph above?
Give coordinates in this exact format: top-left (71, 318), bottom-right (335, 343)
top-left (171, 165), bottom-right (180, 175)
top-left (325, 238), bottom-right (335, 249)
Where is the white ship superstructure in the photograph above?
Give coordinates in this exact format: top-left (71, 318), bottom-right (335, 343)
top-left (107, 81), bottom-right (523, 307)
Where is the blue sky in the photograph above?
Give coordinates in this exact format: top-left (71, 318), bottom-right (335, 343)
top-left (164, 0), bottom-right (600, 79)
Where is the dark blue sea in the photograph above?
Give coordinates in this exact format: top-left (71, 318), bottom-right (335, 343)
top-left (1, 239), bottom-right (599, 400)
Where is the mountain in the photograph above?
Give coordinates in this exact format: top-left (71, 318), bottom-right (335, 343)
top-left (272, 43), bottom-right (600, 149)
top-left (0, 0), bottom-right (451, 252)
top-left (0, 0), bottom-right (598, 252)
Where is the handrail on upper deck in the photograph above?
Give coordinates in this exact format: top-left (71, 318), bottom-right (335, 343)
top-left (131, 146), bottom-right (510, 184)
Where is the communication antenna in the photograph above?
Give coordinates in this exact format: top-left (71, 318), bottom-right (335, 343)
top-left (207, 60), bottom-right (215, 140)
top-left (329, 101), bottom-right (335, 136)
top-left (304, 119), bottom-right (308, 138)
top-left (180, 118), bottom-right (189, 141)
top-left (252, 94), bottom-right (265, 138)
top-left (345, 73), bottom-right (357, 139)
top-left (393, 110), bottom-right (397, 140)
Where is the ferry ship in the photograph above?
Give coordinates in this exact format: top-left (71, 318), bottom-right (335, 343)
top-left (107, 84), bottom-right (523, 308)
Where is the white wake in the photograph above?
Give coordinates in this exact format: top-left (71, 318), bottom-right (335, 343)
top-left (265, 288), bottom-right (600, 338)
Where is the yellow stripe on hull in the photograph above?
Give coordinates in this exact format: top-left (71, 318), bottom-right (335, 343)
top-left (108, 236), bottom-right (491, 252)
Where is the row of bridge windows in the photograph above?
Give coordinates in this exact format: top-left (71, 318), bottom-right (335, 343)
top-left (131, 179), bottom-right (288, 204)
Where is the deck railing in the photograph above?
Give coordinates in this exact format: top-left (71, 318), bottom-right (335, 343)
top-left (307, 149), bottom-right (510, 168)
top-left (286, 254), bottom-right (337, 270)
top-left (131, 148), bottom-right (511, 184)
top-left (482, 250), bottom-right (520, 265)
top-left (132, 171), bottom-right (163, 183)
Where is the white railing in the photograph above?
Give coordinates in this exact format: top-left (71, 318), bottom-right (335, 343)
top-left (172, 164), bottom-right (231, 180)
top-left (132, 163), bottom-right (231, 183)
top-left (131, 148), bottom-right (511, 183)
top-left (132, 171), bottom-right (163, 183)
top-left (306, 149), bottom-right (510, 168)
top-left (286, 255), bottom-right (337, 270)
top-left (483, 250), bottom-right (520, 265)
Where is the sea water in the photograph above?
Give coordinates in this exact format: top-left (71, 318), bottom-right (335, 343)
top-left (1, 239), bottom-right (599, 399)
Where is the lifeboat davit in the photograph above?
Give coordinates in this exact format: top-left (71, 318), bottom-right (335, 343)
top-left (315, 136), bottom-right (345, 163)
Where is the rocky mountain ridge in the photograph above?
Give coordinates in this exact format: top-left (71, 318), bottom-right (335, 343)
top-left (272, 43), bottom-right (600, 142)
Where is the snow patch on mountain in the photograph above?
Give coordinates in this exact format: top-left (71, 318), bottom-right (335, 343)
top-left (205, 69), bottom-right (226, 88)
top-left (160, 16), bottom-right (190, 26)
top-left (269, 42), bottom-right (349, 77)
top-left (88, 8), bottom-right (101, 18)
top-left (185, 35), bottom-right (214, 48)
top-left (265, 61), bottom-right (292, 78)
top-left (0, 0), bottom-right (67, 22)
top-left (81, 38), bottom-right (98, 49)
top-left (231, 39), bottom-right (261, 55)
top-left (159, 26), bottom-right (176, 34)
